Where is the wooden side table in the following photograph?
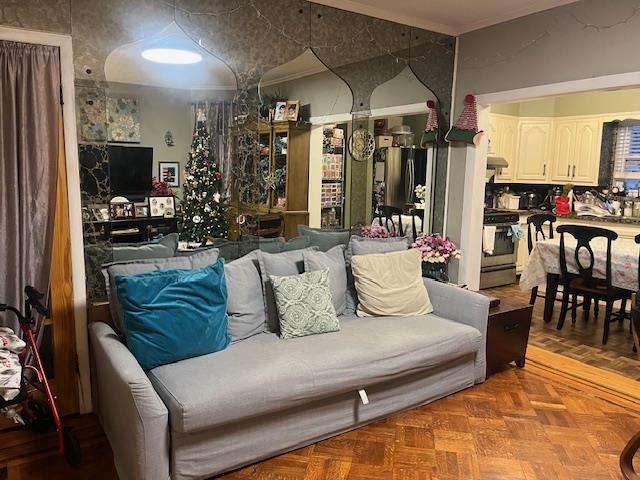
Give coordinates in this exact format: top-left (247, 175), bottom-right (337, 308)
top-left (485, 298), bottom-right (533, 378)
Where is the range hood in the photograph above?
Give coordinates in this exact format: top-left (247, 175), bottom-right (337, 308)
top-left (487, 155), bottom-right (509, 168)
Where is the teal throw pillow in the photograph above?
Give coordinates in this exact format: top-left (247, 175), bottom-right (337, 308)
top-left (115, 260), bottom-right (230, 370)
top-left (270, 268), bottom-right (339, 339)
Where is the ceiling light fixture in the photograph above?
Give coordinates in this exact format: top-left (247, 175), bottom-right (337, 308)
top-left (141, 48), bottom-right (203, 65)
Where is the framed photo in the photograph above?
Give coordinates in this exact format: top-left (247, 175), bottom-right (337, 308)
top-left (91, 206), bottom-right (110, 222)
top-left (150, 196), bottom-right (175, 218)
top-left (109, 202), bottom-right (134, 220)
top-left (159, 161), bottom-right (180, 187)
top-left (135, 205), bottom-right (149, 218)
top-left (274, 101), bottom-right (287, 121)
top-left (286, 100), bottom-right (300, 121)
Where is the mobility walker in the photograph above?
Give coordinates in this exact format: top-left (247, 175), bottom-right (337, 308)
top-left (0, 286), bottom-right (81, 466)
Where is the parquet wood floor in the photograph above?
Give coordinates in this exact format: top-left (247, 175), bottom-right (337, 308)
top-left (484, 283), bottom-right (640, 381)
top-left (2, 366), bottom-right (638, 479)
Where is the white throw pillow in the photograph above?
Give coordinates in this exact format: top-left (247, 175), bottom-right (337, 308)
top-left (351, 249), bottom-right (433, 317)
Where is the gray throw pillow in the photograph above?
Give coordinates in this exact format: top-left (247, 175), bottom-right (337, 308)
top-left (303, 245), bottom-right (347, 316)
top-left (297, 225), bottom-right (350, 252)
top-left (282, 236), bottom-right (311, 251)
top-left (225, 251), bottom-right (265, 342)
top-left (103, 247), bottom-right (220, 333)
top-left (257, 247), bottom-right (318, 333)
top-left (270, 269), bottom-right (339, 339)
top-left (111, 233), bottom-right (179, 262)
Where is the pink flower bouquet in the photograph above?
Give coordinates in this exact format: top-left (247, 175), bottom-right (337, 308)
top-left (411, 233), bottom-right (461, 264)
top-left (360, 224), bottom-right (398, 238)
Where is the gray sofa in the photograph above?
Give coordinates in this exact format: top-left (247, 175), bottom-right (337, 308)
top-left (89, 251), bottom-right (489, 480)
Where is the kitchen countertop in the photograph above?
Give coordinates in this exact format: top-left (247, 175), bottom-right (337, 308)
top-left (509, 209), bottom-right (640, 225)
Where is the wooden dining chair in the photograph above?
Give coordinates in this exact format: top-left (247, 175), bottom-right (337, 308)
top-left (409, 208), bottom-right (424, 239)
top-left (377, 205), bottom-right (404, 236)
top-left (620, 431), bottom-right (640, 479)
top-left (526, 214), bottom-right (556, 306)
top-left (557, 224), bottom-right (632, 344)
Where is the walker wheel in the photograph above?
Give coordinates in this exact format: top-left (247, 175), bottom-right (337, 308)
top-left (63, 427), bottom-right (82, 467)
top-left (24, 399), bottom-right (54, 433)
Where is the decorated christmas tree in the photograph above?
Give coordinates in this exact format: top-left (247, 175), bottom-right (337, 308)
top-left (181, 119), bottom-right (228, 243)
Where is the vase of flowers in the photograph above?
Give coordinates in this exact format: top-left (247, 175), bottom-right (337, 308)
top-left (414, 184), bottom-right (427, 209)
top-left (360, 224), bottom-right (397, 238)
top-left (411, 233), bottom-right (461, 282)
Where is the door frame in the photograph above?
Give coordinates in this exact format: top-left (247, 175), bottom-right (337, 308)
top-left (458, 71), bottom-right (640, 291)
top-left (0, 27), bottom-right (91, 413)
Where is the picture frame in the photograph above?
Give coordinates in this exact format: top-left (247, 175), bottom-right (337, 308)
top-left (286, 100), bottom-right (300, 121)
top-left (159, 161), bottom-right (180, 187)
top-left (150, 196), bottom-right (175, 218)
top-left (91, 206), bottom-right (110, 222)
top-left (109, 202), bottom-right (134, 220)
top-left (274, 101), bottom-right (287, 121)
top-left (135, 205), bottom-right (149, 218)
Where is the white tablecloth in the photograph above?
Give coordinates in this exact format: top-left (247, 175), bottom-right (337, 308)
top-left (520, 237), bottom-right (640, 292)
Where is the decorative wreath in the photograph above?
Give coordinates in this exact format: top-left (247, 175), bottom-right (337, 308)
top-left (348, 128), bottom-right (375, 162)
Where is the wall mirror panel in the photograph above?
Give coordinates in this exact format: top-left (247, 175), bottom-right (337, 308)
top-left (68, 0), bottom-right (455, 304)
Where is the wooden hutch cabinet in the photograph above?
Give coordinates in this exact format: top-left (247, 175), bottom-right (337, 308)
top-left (235, 120), bottom-right (310, 239)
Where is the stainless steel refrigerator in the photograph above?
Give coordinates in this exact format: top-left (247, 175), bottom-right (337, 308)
top-left (373, 146), bottom-right (434, 232)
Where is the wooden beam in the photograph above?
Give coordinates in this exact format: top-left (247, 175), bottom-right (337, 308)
top-left (50, 110), bottom-right (79, 416)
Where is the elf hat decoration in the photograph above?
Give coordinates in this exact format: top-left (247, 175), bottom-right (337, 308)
top-left (445, 94), bottom-right (484, 146)
top-left (420, 99), bottom-right (439, 146)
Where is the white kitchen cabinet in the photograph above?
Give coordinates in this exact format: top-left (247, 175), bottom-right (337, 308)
top-left (572, 118), bottom-right (602, 185)
top-left (515, 120), bottom-right (553, 183)
top-left (550, 119), bottom-right (575, 183)
top-left (489, 114), bottom-right (518, 182)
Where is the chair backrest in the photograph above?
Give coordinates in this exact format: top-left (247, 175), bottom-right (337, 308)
top-left (556, 224), bottom-right (617, 288)
top-left (636, 234), bottom-right (640, 290)
top-left (620, 431), bottom-right (640, 480)
top-left (377, 205), bottom-right (404, 236)
top-left (409, 208), bottom-right (424, 239)
top-left (526, 213), bottom-right (556, 254)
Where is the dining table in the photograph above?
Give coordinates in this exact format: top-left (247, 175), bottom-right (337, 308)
top-left (519, 236), bottom-right (640, 322)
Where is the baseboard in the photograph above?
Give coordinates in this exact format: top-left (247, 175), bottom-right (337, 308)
top-left (526, 345), bottom-right (640, 411)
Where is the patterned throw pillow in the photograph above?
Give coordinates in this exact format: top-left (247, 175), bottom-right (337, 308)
top-left (270, 269), bottom-right (339, 339)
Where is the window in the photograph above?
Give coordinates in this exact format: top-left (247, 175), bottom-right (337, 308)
top-left (612, 122), bottom-right (640, 191)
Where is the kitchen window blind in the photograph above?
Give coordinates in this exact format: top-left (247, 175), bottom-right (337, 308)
top-left (613, 121), bottom-right (640, 182)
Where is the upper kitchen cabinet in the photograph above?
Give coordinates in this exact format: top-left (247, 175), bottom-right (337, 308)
top-left (550, 119), bottom-right (575, 183)
top-left (572, 118), bottom-right (603, 185)
top-left (550, 117), bottom-right (602, 185)
top-left (515, 120), bottom-right (553, 183)
top-left (489, 114), bottom-right (518, 182)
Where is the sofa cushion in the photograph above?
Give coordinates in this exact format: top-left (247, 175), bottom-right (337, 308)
top-left (257, 248), bottom-right (318, 333)
top-left (111, 233), bottom-right (179, 262)
top-left (351, 249), bottom-right (433, 317)
top-left (271, 269), bottom-right (339, 339)
top-left (225, 251), bottom-right (264, 342)
top-left (103, 248), bottom-right (220, 333)
top-left (298, 225), bottom-right (350, 252)
top-left (303, 245), bottom-right (347, 315)
top-left (116, 261), bottom-right (230, 370)
top-left (148, 313), bottom-right (482, 433)
top-left (282, 236), bottom-right (311, 251)
top-left (346, 235), bottom-right (410, 262)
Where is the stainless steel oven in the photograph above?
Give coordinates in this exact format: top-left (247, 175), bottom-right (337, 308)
top-left (480, 210), bottom-right (520, 289)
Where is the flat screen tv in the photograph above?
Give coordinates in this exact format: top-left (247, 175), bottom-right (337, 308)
top-left (108, 145), bottom-right (153, 198)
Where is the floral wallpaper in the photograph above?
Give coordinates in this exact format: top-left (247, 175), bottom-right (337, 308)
top-left (106, 97), bottom-right (141, 143)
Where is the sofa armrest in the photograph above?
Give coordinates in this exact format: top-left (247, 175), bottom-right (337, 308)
top-left (423, 279), bottom-right (489, 383)
top-left (89, 322), bottom-right (170, 480)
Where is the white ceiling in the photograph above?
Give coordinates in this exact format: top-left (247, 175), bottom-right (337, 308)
top-left (308, 0), bottom-right (579, 35)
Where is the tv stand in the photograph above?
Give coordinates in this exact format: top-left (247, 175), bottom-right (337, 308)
top-left (87, 217), bottom-right (181, 243)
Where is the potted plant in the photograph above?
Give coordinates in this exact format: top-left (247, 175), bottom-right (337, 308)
top-left (411, 233), bottom-right (461, 282)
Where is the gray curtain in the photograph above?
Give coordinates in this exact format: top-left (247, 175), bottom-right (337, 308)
top-left (192, 101), bottom-right (235, 197)
top-left (0, 41), bottom-right (61, 333)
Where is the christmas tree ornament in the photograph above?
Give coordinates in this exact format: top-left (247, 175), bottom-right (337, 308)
top-left (420, 100), bottom-right (439, 146)
top-left (445, 94), bottom-right (484, 146)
